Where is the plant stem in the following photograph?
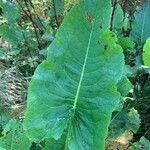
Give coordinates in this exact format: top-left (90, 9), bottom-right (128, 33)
top-left (52, 0), bottom-right (59, 28)
top-left (24, 0), bottom-right (42, 49)
top-left (28, 0), bottom-right (46, 31)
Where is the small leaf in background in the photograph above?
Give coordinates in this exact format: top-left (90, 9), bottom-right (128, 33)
top-left (113, 4), bottom-right (124, 29)
top-left (137, 137), bottom-right (150, 150)
top-left (117, 76), bottom-right (133, 97)
top-left (48, 0), bottom-right (64, 17)
top-left (2, 119), bottom-right (16, 135)
top-left (130, 1), bottom-right (150, 44)
top-left (143, 37), bottom-right (150, 66)
top-left (0, 23), bottom-right (23, 46)
top-left (0, 119), bottom-right (32, 150)
top-left (0, 48), bottom-right (7, 58)
top-left (0, 103), bottom-right (10, 127)
top-left (114, 75), bottom-right (133, 111)
top-left (53, 0), bottom-right (64, 15)
top-left (41, 32), bottom-right (54, 42)
top-left (140, 65), bottom-right (150, 73)
top-left (114, 76), bottom-right (133, 111)
top-left (131, 136), bottom-right (150, 150)
top-left (109, 108), bottom-right (141, 139)
top-left (122, 14), bottom-right (130, 31)
top-left (0, 0), bottom-right (20, 23)
top-left (123, 65), bottom-right (135, 77)
top-left (117, 36), bottom-right (135, 51)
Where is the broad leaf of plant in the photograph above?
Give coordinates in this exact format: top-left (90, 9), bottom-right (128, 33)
top-left (143, 38), bottom-right (150, 66)
top-left (24, 0), bottom-right (124, 149)
top-left (130, 2), bottom-right (150, 44)
top-left (0, 119), bottom-right (31, 150)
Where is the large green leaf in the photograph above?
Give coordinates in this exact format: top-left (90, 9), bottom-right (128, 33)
top-left (24, 0), bottom-right (124, 149)
top-left (130, 2), bottom-right (150, 44)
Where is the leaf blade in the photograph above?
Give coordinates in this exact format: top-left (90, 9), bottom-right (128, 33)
top-left (24, 1), bottom-right (124, 149)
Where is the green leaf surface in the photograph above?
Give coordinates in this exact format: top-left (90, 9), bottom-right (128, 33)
top-left (24, 0), bottom-right (124, 149)
top-left (130, 2), bottom-right (150, 44)
top-left (0, 0), bottom-right (20, 23)
top-left (137, 137), bottom-right (150, 150)
top-left (0, 98), bottom-right (10, 127)
top-left (49, 0), bottom-right (64, 16)
top-left (53, 0), bottom-right (64, 14)
top-left (109, 108), bottom-right (140, 139)
top-left (43, 140), bottom-right (64, 150)
top-left (0, 23), bottom-right (23, 46)
top-left (114, 76), bottom-right (133, 111)
top-left (131, 137), bottom-right (150, 150)
top-left (43, 135), bottom-right (66, 150)
top-left (0, 147), bottom-right (5, 150)
top-left (0, 119), bottom-right (31, 150)
top-left (0, 107), bottom-right (10, 128)
top-left (117, 76), bottom-right (133, 97)
top-left (143, 38), bottom-right (150, 66)
top-left (122, 14), bottom-right (130, 31)
top-left (117, 36), bottom-right (135, 51)
top-left (0, 48), bottom-right (7, 58)
top-left (113, 4), bottom-right (124, 29)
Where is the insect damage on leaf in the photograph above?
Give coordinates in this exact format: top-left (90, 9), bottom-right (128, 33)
top-left (99, 29), bottom-right (120, 52)
top-left (85, 12), bottom-right (94, 23)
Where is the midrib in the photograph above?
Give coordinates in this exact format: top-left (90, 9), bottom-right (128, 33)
top-left (73, 22), bottom-right (94, 110)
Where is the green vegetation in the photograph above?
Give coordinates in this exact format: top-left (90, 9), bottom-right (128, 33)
top-left (0, 0), bottom-right (150, 149)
